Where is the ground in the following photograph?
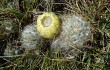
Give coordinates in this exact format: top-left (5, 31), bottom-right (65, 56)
top-left (0, 0), bottom-right (110, 70)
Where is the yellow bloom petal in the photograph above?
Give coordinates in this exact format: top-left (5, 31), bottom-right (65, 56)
top-left (37, 12), bottom-right (60, 39)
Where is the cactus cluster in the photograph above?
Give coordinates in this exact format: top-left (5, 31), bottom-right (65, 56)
top-left (21, 12), bottom-right (91, 58)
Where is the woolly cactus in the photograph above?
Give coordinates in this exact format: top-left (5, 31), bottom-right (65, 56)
top-left (3, 42), bottom-right (22, 61)
top-left (4, 44), bottom-right (19, 56)
top-left (0, 20), bottom-right (14, 40)
top-left (21, 24), bottom-right (43, 50)
top-left (51, 14), bottom-right (91, 59)
top-left (37, 12), bottom-right (60, 39)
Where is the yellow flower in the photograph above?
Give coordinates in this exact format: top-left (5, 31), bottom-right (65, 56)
top-left (37, 12), bottom-right (60, 39)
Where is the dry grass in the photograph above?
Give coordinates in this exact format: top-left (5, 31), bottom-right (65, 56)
top-left (0, 0), bottom-right (110, 70)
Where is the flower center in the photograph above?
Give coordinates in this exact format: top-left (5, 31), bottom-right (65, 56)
top-left (43, 16), bottom-right (52, 27)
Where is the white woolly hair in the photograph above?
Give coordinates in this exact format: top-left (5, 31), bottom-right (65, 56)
top-left (21, 24), bottom-right (42, 50)
top-left (51, 14), bottom-right (91, 58)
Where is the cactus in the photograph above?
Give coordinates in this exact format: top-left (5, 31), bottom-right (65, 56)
top-left (51, 14), bottom-right (91, 59)
top-left (4, 43), bottom-right (19, 56)
top-left (36, 12), bottom-right (61, 39)
top-left (0, 20), bottom-right (14, 40)
top-left (21, 24), bottom-right (43, 51)
top-left (3, 42), bottom-right (20, 61)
